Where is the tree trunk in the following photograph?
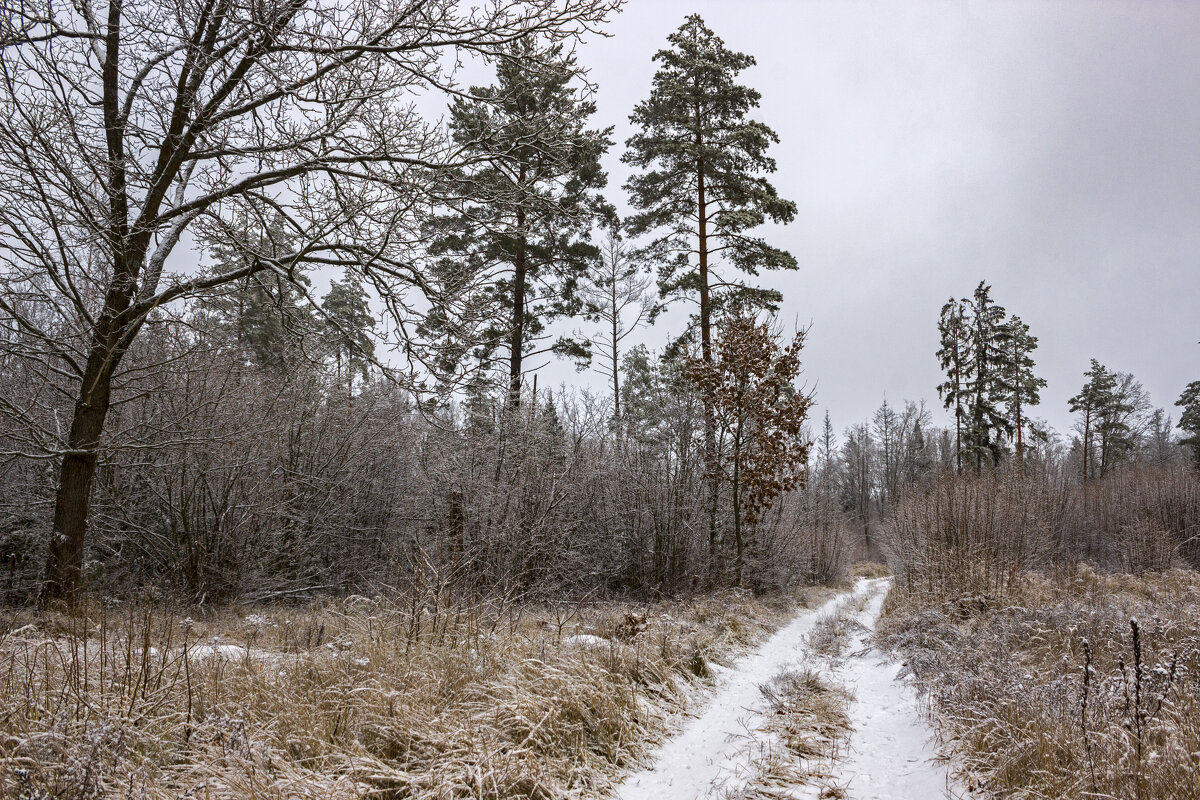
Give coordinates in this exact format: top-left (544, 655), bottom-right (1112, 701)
top-left (1082, 408), bottom-right (1091, 482)
top-left (696, 147), bottom-right (721, 580)
top-left (509, 206), bottom-right (528, 409)
top-left (42, 340), bottom-right (122, 604)
top-left (732, 421), bottom-right (743, 586)
top-left (611, 272), bottom-right (620, 421)
top-left (1015, 396), bottom-right (1024, 470)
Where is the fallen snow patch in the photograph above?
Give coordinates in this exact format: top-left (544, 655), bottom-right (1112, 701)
top-left (563, 634), bottom-right (611, 647)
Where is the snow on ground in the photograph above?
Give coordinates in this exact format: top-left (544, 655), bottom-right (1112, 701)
top-left (614, 578), bottom-right (967, 800)
top-left (836, 580), bottom-right (968, 800)
top-left (614, 583), bottom-right (866, 800)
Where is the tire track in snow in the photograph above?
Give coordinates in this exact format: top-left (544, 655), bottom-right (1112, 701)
top-left (834, 579), bottom-right (968, 800)
top-left (614, 582), bottom-right (868, 800)
top-left (613, 578), bottom-right (967, 800)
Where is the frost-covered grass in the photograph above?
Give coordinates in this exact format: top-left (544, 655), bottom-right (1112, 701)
top-left (847, 561), bottom-right (890, 580)
top-left (878, 565), bottom-right (1200, 800)
top-left (805, 592), bottom-right (870, 661)
top-left (722, 668), bottom-right (852, 800)
top-left (0, 587), bottom-right (827, 799)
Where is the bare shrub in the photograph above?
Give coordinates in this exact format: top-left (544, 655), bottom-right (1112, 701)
top-left (881, 473), bottom-right (1061, 600)
top-left (1062, 465), bottom-right (1200, 572)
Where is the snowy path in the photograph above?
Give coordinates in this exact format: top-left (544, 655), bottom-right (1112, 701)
top-left (614, 583), bottom-right (866, 800)
top-left (836, 580), bottom-right (966, 800)
top-left (613, 578), bottom-right (965, 800)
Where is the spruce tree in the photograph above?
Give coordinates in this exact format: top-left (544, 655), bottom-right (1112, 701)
top-left (424, 38), bottom-right (611, 406)
top-left (321, 276), bottom-right (376, 398)
top-left (964, 282), bottom-right (1011, 472)
top-left (1001, 315), bottom-right (1047, 470)
top-left (1177, 381), bottom-right (1200, 470)
top-left (936, 297), bottom-right (970, 473)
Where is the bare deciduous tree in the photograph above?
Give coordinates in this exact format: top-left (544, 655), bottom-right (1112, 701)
top-left (0, 0), bottom-right (617, 602)
top-left (580, 220), bottom-right (652, 421)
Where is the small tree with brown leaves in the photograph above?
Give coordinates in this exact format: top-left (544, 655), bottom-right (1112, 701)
top-left (688, 316), bottom-right (813, 584)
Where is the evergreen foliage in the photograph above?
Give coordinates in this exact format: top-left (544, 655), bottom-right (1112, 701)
top-left (1067, 361), bottom-right (1149, 480)
top-left (936, 297), bottom-right (970, 472)
top-left (623, 14), bottom-right (797, 361)
top-left (423, 38), bottom-right (611, 403)
top-left (321, 276), bottom-right (377, 391)
top-left (207, 214), bottom-right (316, 376)
top-left (963, 282), bottom-right (1012, 472)
top-left (1178, 381), bottom-right (1200, 470)
top-left (937, 282), bottom-right (1043, 473)
top-left (1001, 315), bottom-right (1047, 469)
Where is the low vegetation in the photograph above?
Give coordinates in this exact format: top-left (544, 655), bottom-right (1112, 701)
top-left (879, 467), bottom-right (1200, 799)
top-left (0, 586), bottom-right (831, 800)
top-left (726, 668), bottom-right (852, 800)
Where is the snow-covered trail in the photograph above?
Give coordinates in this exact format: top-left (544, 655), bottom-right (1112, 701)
top-left (836, 580), bottom-right (966, 800)
top-left (613, 578), bottom-right (965, 800)
top-left (614, 582), bottom-right (869, 800)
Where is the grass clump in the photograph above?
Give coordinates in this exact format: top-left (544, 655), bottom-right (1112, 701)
top-left (721, 668), bottom-right (852, 800)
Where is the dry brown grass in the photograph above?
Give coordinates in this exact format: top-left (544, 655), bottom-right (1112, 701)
top-left (721, 668), bottom-right (852, 800)
top-left (804, 590), bottom-right (873, 663)
top-left (878, 565), bottom-right (1200, 800)
top-left (847, 562), bottom-right (890, 580)
top-left (0, 587), bottom-right (819, 799)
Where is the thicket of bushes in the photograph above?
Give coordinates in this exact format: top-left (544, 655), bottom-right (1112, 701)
top-left (0, 322), bottom-right (848, 604)
top-left (882, 465), bottom-right (1200, 599)
top-left (879, 465), bottom-right (1200, 799)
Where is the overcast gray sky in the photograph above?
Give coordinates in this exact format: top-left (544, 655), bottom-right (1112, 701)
top-left (556, 0), bottom-right (1200, 438)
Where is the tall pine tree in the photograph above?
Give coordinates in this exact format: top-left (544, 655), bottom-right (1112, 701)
top-left (321, 276), bottom-right (376, 398)
top-left (623, 15), bottom-right (796, 571)
top-left (1069, 359), bottom-right (1117, 482)
top-left (206, 213), bottom-right (316, 377)
top-left (624, 15), bottom-right (797, 361)
top-left (424, 38), bottom-right (611, 406)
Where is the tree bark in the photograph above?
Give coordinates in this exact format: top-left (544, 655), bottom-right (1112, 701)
top-left (509, 203), bottom-right (528, 409)
top-left (732, 418), bottom-right (743, 586)
top-left (611, 267), bottom-right (620, 420)
top-left (1015, 396), bottom-right (1024, 470)
top-left (42, 322), bottom-right (127, 604)
top-left (696, 146), bottom-right (720, 580)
